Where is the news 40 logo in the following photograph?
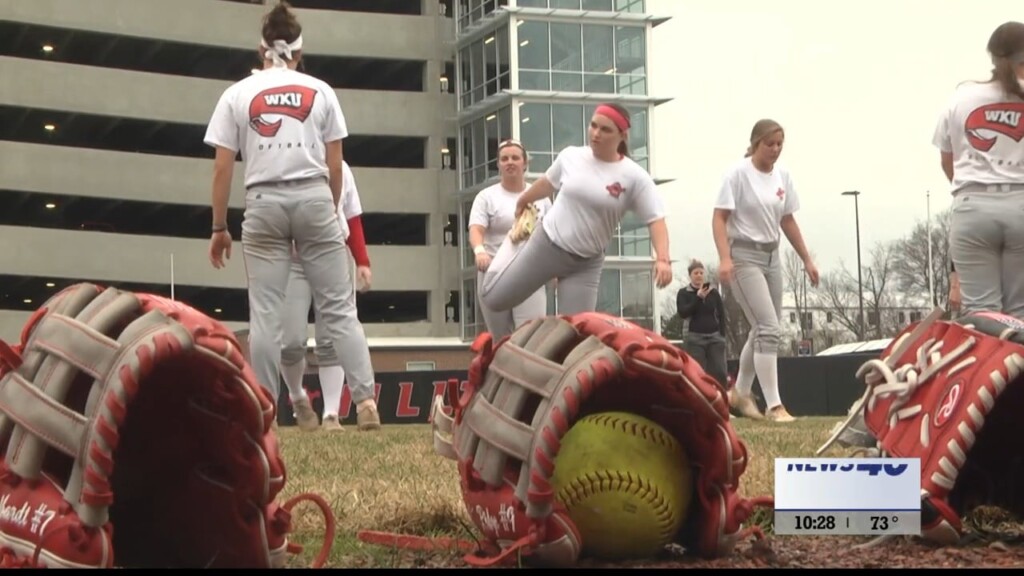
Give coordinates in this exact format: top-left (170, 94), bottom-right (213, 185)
top-left (783, 460), bottom-right (911, 477)
top-left (774, 458), bottom-right (921, 514)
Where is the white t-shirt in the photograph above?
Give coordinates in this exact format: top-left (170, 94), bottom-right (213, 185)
top-left (714, 157), bottom-right (800, 245)
top-left (337, 161), bottom-right (362, 241)
top-left (932, 81), bottom-right (1024, 195)
top-left (468, 183), bottom-right (553, 256)
top-left (203, 67), bottom-right (347, 189)
top-left (541, 146), bottom-right (666, 258)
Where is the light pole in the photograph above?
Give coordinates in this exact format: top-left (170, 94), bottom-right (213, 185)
top-left (842, 191), bottom-right (865, 340)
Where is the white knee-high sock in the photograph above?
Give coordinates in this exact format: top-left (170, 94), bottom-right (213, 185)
top-left (734, 337), bottom-right (756, 395)
top-left (754, 352), bottom-right (782, 409)
top-left (319, 365), bottom-right (345, 418)
top-left (281, 360), bottom-right (308, 401)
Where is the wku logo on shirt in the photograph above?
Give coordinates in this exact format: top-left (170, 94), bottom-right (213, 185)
top-left (965, 102), bottom-right (1024, 152)
top-left (248, 84), bottom-right (318, 138)
top-left (606, 182), bottom-right (624, 198)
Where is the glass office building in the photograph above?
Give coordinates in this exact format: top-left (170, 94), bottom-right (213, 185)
top-left (454, 0), bottom-right (670, 340)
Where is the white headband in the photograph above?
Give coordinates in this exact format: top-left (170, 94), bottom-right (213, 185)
top-left (260, 35), bottom-right (303, 68)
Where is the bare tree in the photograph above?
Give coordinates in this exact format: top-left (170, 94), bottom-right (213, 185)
top-left (861, 242), bottom-right (899, 339)
top-left (816, 241), bottom-right (902, 341)
top-left (818, 267), bottom-right (864, 340)
top-left (892, 208), bottom-right (952, 309)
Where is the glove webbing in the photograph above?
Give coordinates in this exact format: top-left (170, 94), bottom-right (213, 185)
top-left (454, 316), bottom-right (624, 520)
top-left (0, 285), bottom-right (198, 529)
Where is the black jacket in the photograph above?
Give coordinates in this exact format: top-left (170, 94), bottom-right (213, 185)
top-left (677, 284), bottom-right (726, 336)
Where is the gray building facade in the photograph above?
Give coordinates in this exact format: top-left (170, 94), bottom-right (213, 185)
top-left (453, 0), bottom-right (670, 340)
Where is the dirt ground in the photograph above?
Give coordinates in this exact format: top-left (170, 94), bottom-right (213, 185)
top-left (576, 535), bottom-right (1024, 569)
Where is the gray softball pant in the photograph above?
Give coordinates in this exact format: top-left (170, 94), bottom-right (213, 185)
top-left (479, 224), bottom-right (604, 316)
top-left (728, 240), bottom-right (784, 355)
top-left (276, 255), bottom-right (376, 403)
top-left (476, 269), bottom-right (546, 340)
top-left (241, 179), bottom-right (376, 404)
top-left (949, 185), bottom-right (1024, 319)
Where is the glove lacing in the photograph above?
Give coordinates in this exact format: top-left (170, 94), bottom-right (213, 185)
top-left (816, 308), bottom-right (972, 458)
top-left (282, 492), bottom-right (337, 568)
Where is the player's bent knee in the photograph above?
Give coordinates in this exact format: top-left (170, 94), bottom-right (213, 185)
top-left (281, 347), bottom-right (305, 366)
top-left (314, 342), bottom-right (339, 365)
top-left (480, 288), bottom-right (518, 312)
top-left (753, 324), bottom-right (780, 350)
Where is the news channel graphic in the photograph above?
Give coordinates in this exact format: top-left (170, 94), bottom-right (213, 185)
top-left (773, 458), bottom-right (922, 536)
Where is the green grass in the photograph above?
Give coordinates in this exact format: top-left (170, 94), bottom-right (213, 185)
top-left (275, 415), bottom-right (862, 568)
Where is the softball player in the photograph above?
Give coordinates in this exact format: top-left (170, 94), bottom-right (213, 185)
top-left (468, 139), bottom-right (551, 339)
top-left (279, 161), bottom-right (378, 432)
top-left (934, 21), bottom-right (1024, 318)
top-left (713, 119), bottom-right (819, 423)
top-left (480, 103), bottom-right (672, 316)
top-left (204, 2), bottom-right (375, 420)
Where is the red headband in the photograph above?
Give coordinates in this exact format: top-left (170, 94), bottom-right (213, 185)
top-left (596, 104), bottom-right (630, 132)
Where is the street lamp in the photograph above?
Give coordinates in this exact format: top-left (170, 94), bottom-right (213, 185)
top-left (842, 190), bottom-right (865, 340)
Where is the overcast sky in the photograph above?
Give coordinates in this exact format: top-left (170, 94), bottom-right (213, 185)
top-left (647, 0), bottom-right (1018, 281)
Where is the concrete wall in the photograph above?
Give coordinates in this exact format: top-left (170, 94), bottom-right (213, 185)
top-left (0, 57), bottom-right (448, 138)
top-left (0, 0), bottom-right (438, 60)
top-left (0, 142), bottom-right (454, 213)
top-left (0, 226), bottom-right (442, 294)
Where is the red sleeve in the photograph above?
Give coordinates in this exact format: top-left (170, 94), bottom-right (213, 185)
top-left (346, 216), bottom-right (371, 267)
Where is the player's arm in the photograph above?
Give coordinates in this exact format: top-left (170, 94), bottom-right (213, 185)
top-left (515, 177), bottom-right (556, 216)
top-left (712, 209), bottom-right (731, 265)
top-left (326, 139), bottom-right (343, 208)
top-left (203, 90), bottom-right (238, 233)
top-left (948, 259), bottom-right (960, 311)
top-left (940, 151), bottom-right (954, 183)
top-left (210, 146), bottom-right (235, 231)
top-left (469, 225), bottom-right (486, 253)
top-left (648, 217), bottom-right (670, 264)
top-left (323, 87), bottom-right (348, 209)
top-left (780, 215), bottom-right (812, 264)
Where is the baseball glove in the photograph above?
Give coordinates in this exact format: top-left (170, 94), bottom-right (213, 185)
top-left (360, 312), bottom-right (773, 567)
top-left (0, 282), bottom-right (335, 568)
top-left (508, 203), bottom-right (539, 244)
top-left (817, 308), bottom-right (1024, 545)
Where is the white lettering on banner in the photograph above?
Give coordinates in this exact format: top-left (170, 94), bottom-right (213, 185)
top-left (30, 503), bottom-right (55, 536)
top-left (474, 503), bottom-right (516, 535)
top-left (986, 109), bottom-right (1022, 128)
top-left (263, 93), bottom-right (303, 108)
top-left (0, 495), bottom-right (30, 529)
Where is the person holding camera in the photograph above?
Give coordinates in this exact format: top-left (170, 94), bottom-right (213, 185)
top-left (676, 259), bottom-right (729, 392)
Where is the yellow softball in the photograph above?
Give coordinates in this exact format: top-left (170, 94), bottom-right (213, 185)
top-left (550, 411), bottom-right (693, 561)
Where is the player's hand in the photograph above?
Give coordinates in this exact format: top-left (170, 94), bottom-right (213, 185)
top-left (209, 231), bottom-right (232, 269)
top-left (654, 260), bottom-right (672, 289)
top-left (698, 284), bottom-right (711, 299)
top-left (718, 258), bottom-right (734, 284)
top-left (514, 197), bottom-right (529, 219)
top-left (356, 266), bottom-right (372, 293)
top-left (804, 259), bottom-right (820, 288)
top-left (475, 252), bottom-right (492, 272)
top-left (942, 272), bottom-right (958, 309)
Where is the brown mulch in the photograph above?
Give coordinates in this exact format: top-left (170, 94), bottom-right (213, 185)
top-left (575, 536), bottom-right (1024, 569)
